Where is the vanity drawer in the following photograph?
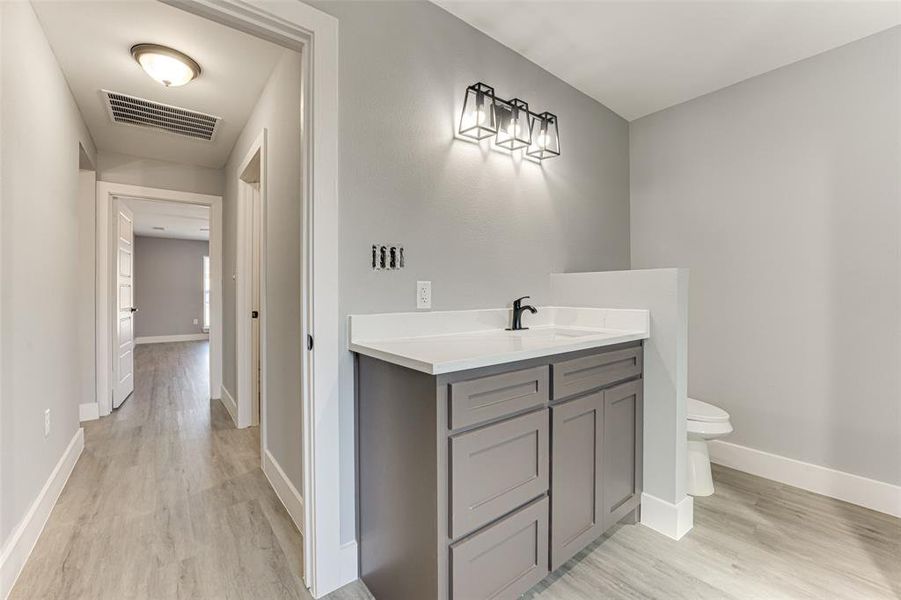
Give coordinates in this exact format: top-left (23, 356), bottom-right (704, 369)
top-left (449, 409), bottom-right (549, 538)
top-left (449, 366), bottom-right (549, 430)
top-left (450, 496), bottom-right (549, 600)
top-left (552, 346), bottom-right (642, 401)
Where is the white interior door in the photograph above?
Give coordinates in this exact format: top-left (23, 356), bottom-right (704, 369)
top-left (251, 183), bottom-right (262, 426)
top-left (114, 202), bottom-right (135, 408)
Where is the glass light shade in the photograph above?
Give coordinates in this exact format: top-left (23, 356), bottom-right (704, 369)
top-left (459, 83), bottom-right (497, 140)
top-left (131, 44), bottom-right (201, 87)
top-left (526, 112), bottom-right (560, 160)
top-left (494, 98), bottom-right (531, 151)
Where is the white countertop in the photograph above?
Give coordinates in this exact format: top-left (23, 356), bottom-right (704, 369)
top-left (349, 307), bottom-right (649, 375)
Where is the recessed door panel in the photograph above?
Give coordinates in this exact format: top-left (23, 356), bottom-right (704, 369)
top-left (118, 315), bottom-right (132, 346)
top-left (118, 248), bottom-right (131, 276)
top-left (450, 496), bottom-right (549, 600)
top-left (449, 409), bottom-right (549, 538)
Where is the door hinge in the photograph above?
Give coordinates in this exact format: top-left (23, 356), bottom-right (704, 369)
top-left (251, 310), bottom-right (259, 319)
top-left (307, 334), bottom-right (314, 351)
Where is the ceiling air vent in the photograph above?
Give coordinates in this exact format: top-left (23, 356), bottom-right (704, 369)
top-left (103, 90), bottom-right (220, 142)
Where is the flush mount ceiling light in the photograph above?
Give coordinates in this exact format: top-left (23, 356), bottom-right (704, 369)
top-left (131, 43), bottom-right (201, 87)
top-left (458, 82), bottom-right (560, 160)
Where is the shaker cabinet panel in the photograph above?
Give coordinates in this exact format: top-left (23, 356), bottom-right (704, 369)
top-left (552, 346), bottom-right (642, 401)
top-left (449, 366), bottom-right (549, 430)
top-left (450, 409), bottom-right (549, 538)
top-left (450, 496), bottom-right (549, 600)
top-left (603, 379), bottom-right (643, 529)
top-left (550, 391), bottom-right (604, 571)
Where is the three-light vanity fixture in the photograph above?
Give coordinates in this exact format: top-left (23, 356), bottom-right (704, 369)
top-left (458, 82), bottom-right (560, 160)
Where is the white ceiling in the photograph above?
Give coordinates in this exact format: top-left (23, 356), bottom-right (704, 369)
top-left (32, 0), bottom-right (286, 168)
top-left (435, 1), bottom-right (901, 120)
top-left (122, 197), bottom-right (210, 241)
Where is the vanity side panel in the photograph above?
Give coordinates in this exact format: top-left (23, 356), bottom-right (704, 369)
top-left (436, 379), bottom-right (451, 600)
top-left (358, 355), bottom-right (440, 600)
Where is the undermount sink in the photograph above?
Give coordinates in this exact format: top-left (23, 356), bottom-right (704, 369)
top-left (508, 327), bottom-right (601, 340)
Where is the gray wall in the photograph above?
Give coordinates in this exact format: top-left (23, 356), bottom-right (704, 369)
top-left (134, 236), bottom-right (209, 338)
top-left (310, 1), bottom-right (631, 543)
top-left (0, 1), bottom-right (96, 545)
top-left (222, 50), bottom-right (303, 486)
top-left (98, 151), bottom-right (224, 196)
top-left (630, 28), bottom-right (901, 485)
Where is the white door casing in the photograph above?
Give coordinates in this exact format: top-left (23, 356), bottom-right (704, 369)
top-left (236, 131), bottom-right (266, 431)
top-left (113, 201), bottom-right (135, 408)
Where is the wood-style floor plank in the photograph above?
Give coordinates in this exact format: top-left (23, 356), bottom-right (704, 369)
top-left (10, 341), bottom-right (899, 599)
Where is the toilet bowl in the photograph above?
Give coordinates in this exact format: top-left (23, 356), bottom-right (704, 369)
top-left (686, 398), bottom-right (732, 496)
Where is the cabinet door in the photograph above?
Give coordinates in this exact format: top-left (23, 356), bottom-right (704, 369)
top-left (603, 379), bottom-right (643, 529)
top-left (550, 391), bottom-right (604, 571)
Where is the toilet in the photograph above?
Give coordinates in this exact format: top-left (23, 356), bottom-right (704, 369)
top-left (686, 397), bottom-right (733, 496)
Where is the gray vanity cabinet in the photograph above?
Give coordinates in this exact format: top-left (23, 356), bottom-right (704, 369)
top-left (356, 341), bottom-right (643, 600)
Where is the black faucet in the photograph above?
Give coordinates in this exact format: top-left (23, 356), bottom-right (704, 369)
top-left (509, 296), bottom-right (538, 330)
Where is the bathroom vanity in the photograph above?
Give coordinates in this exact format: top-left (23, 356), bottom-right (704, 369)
top-left (350, 307), bottom-right (649, 600)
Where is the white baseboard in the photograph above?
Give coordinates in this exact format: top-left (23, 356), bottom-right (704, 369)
top-left (640, 492), bottom-right (694, 540)
top-left (0, 428), bottom-right (84, 599)
top-left (78, 402), bottom-right (99, 422)
top-left (262, 449), bottom-right (305, 535)
top-left (219, 385), bottom-right (238, 427)
top-left (709, 440), bottom-right (901, 518)
top-left (135, 333), bottom-right (209, 345)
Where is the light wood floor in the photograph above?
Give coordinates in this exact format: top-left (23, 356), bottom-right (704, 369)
top-left (525, 464), bottom-right (901, 600)
top-left (10, 341), bottom-right (366, 600)
top-left (12, 342), bottom-right (900, 599)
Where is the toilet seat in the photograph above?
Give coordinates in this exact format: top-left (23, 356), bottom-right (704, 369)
top-left (687, 398), bottom-right (730, 423)
top-left (687, 398), bottom-right (733, 437)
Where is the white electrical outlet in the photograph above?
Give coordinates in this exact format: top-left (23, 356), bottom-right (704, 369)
top-left (193, 318), bottom-right (199, 325)
top-left (416, 281), bottom-right (431, 309)
top-left (44, 409), bottom-right (51, 438)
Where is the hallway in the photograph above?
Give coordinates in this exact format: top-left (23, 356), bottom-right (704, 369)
top-left (10, 342), bottom-right (308, 599)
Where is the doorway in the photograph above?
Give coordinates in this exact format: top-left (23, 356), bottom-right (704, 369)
top-left (236, 132), bottom-right (266, 430)
top-left (95, 182), bottom-right (224, 416)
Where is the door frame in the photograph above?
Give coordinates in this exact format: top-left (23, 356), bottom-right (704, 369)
top-left (159, 2), bottom-right (341, 596)
top-left (95, 182), bottom-right (224, 416)
top-left (235, 130), bottom-right (267, 432)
